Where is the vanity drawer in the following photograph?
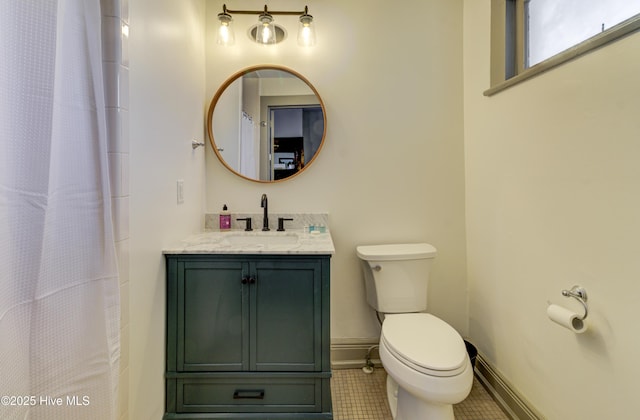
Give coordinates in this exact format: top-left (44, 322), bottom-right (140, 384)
top-left (176, 376), bottom-right (322, 413)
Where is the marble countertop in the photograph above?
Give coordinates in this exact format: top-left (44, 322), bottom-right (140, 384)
top-left (163, 229), bottom-right (335, 255)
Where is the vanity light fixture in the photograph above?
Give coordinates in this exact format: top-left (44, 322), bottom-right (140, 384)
top-left (217, 4), bottom-right (315, 47)
top-left (216, 8), bottom-right (235, 45)
top-left (298, 7), bottom-right (316, 47)
top-left (255, 9), bottom-right (276, 45)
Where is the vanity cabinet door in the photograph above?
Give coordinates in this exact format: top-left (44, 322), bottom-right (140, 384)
top-left (251, 259), bottom-right (322, 372)
top-left (169, 257), bottom-right (324, 373)
top-left (174, 260), bottom-right (249, 372)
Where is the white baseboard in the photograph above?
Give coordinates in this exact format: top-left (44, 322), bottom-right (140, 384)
top-left (331, 338), bottom-right (381, 369)
top-left (475, 355), bottom-right (543, 420)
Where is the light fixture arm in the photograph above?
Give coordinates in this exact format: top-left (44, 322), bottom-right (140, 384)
top-left (218, 4), bottom-right (315, 47)
top-left (222, 4), bottom-right (309, 17)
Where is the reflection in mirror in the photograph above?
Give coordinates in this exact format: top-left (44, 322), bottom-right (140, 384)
top-left (208, 65), bottom-right (326, 183)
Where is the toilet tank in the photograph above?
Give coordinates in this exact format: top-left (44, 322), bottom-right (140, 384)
top-left (356, 243), bottom-right (437, 313)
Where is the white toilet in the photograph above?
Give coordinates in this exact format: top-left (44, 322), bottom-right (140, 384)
top-left (356, 243), bottom-right (473, 420)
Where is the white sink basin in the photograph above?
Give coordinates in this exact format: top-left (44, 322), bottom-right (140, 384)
top-left (224, 232), bottom-right (300, 246)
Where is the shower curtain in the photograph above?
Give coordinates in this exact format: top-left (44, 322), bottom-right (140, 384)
top-left (0, 1), bottom-right (120, 419)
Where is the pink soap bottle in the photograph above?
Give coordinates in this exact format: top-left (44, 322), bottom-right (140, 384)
top-left (219, 204), bottom-right (231, 230)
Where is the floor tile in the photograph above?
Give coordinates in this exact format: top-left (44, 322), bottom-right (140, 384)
top-left (331, 368), bottom-right (510, 420)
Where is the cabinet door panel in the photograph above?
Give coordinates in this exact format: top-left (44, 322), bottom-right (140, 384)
top-left (179, 261), bottom-right (248, 371)
top-left (251, 260), bottom-right (322, 371)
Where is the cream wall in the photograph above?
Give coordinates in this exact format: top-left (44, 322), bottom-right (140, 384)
top-left (128, 0), bottom-right (206, 418)
top-left (128, 0), bottom-right (466, 418)
top-left (126, 0), bottom-right (640, 418)
top-left (463, 1), bottom-right (640, 418)
top-left (204, 0), bottom-right (468, 343)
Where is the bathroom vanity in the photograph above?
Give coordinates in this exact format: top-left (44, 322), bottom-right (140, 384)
top-left (163, 230), bottom-right (334, 419)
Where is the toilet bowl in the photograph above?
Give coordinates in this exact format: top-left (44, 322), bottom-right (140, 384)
top-left (380, 313), bottom-right (473, 420)
top-left (355, 244), bottom-right (473, 420)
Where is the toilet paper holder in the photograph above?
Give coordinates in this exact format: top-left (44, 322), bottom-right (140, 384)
top-left (561, 285), bottom-right (588, 320)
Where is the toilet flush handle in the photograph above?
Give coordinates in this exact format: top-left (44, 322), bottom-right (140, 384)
top-left (370, 264), bottom-right (382, 272)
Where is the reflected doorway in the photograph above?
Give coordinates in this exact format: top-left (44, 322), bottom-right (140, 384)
top-left (268, 106), bottom-right (324, 181)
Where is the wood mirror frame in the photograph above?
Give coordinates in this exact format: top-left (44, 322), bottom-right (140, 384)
top-left (207, 65), bottom-right (327, 183)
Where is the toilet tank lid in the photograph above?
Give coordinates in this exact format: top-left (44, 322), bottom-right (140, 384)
top-left (356, 243), bottom-right (437, 261)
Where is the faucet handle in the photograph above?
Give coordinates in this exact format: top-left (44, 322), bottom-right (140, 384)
top-left (277, 217), bottom-right (293, 231)
top-left (237, 217), bottom-right (253, 231)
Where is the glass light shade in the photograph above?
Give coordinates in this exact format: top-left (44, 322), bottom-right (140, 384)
top-left (297, 14), bottom-right (316, 47)
top-left (256, 13), bottom-right (276, 45)
top-left (217, 13), bottom-right (235, 46)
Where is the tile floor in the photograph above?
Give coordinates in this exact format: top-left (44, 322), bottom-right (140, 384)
top-left (331, 368), bottom-right (511, 420)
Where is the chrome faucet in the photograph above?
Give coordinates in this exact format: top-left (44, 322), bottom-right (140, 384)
top-left (260, 194), bottom-right (269, 231)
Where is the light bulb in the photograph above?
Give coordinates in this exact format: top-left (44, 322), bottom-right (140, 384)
top-left (297, 13), bottom-right (316, 47)
top-left (217, 12), bottom-right (235, 46)
top-left (261, 25), bottom-right (271, 43)
top-left (256, 13), bottom-right (276, 45)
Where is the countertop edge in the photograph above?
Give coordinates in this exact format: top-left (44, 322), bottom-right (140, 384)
top-left (162, 230), bottom-right (335, 256)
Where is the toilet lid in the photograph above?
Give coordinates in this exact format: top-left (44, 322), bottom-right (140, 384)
top-left (381, 313), bottom-right (468, 377)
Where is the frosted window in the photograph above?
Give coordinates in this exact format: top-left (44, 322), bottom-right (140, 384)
top-left (527, 0), bottom-right (640, 67)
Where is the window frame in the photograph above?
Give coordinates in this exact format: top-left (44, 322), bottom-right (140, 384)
top-left (485, 0), bottom-right (640, 96)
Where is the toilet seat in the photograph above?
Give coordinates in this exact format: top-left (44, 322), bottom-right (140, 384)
top-left (381, 313), bottom-right (468, 377)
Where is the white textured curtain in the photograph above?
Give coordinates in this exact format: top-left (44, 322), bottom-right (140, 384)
top-left (0, 1), bottom-right (120, 419)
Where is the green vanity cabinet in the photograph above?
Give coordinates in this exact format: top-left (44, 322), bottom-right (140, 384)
top-left (164, 254), bottom-right (332, 419)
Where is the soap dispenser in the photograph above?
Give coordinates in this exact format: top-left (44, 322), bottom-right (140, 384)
top-left (219, 204), bottom-right (231, 230)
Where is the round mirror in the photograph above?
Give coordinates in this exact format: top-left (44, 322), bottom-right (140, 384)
top-left (207, 65), bottom-right (326, 183)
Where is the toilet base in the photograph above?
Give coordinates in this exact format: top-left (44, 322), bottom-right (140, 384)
top-left (387, 375), bottom-right (455, 420)
top-left (380, 332), bottom-right (472, 420)
top-left (387, 375), bottom-right (398, 418)
top-left (397, 386), bottom-right (453, 420)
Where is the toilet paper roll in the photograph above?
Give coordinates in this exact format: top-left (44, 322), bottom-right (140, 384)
top-left (547, 304), bottom-right (587, 333)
